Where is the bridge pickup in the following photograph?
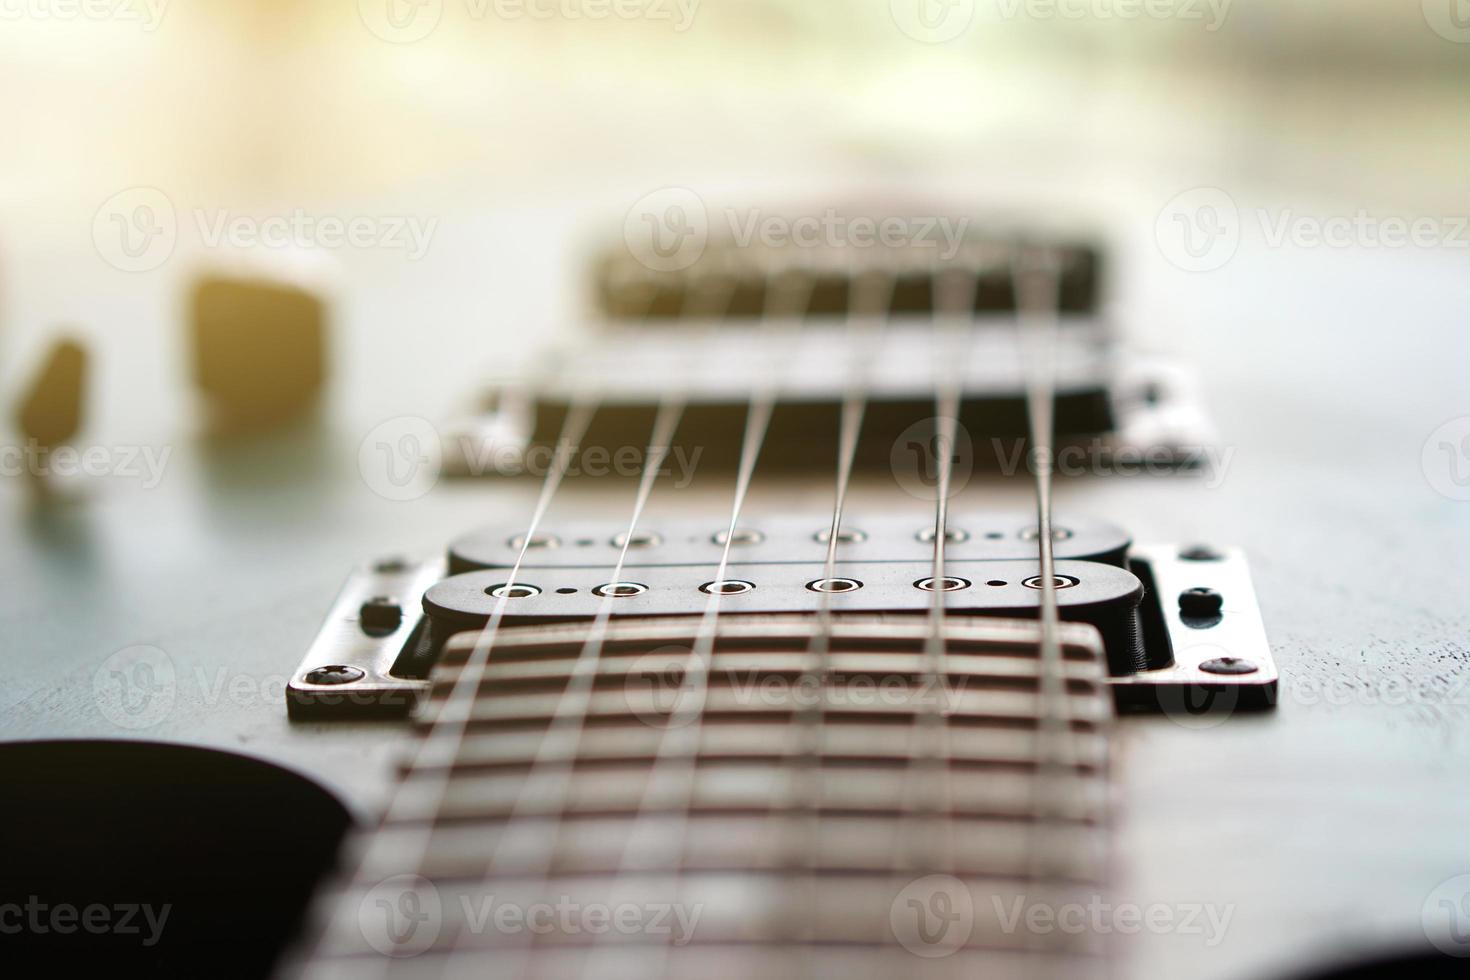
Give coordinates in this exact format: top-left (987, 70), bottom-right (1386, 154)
top-left (287, 519), bottom-right (1275, 719)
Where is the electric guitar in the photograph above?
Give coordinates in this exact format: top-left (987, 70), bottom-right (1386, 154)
top-left (5, 215), bottom-right (1466, 980)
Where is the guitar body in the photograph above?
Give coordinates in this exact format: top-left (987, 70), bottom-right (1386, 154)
top-left (3, 216), bottom-right (1468, 980)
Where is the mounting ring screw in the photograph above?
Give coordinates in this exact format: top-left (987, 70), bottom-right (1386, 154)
top-left (374, 557), bottom-right (412, 574)
top-left (1179, 587), bottom-right (1224, 617)
top-left (1200, 657), bottom-right (1258, 676)
top-left (305, 665), bottom-right (366, 686)
top-left (359, 597), bottom-right (404, 635)
top-left (1179, 545), bottom-right (1224, 562)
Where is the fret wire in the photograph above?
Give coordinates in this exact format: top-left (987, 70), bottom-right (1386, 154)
top-left (572, 259), bottom-right (812, 980)
top-left (779, 262), bottom-right (894, 961)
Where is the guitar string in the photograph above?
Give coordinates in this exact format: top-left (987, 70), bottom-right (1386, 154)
top-left (352, 272), bottom-right (667, 972)
top-left (434, 396), bottom-right (687, 980)
top-left (575, 253), bottom-right (814, 980)
top-left (353, 243), bottom-right (1077, 974)
top-left (346, 392), bottom-right (598, 979)
top-left (433, 272), bottom-right (748, 979)
top-left (893, 258), bottom-right (981, 888)
top-left (374, 398), bottom-right (595, 822)
top-left (1013, 245), bottom-right (1085, 974)
top-left (778, 261), bottom-right (895, 963)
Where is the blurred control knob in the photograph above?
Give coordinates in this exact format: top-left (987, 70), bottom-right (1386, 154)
top-left (190, 276), bottom-right (326, 430)
top-left (16, 337), bottom-right (87, 450)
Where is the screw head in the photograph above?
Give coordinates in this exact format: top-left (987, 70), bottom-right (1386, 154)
top-left (1179, 587), bottom-right (1224, 617)
top-left (359, 597), bottom-right (404, 635)
top-left (1180, 545), bottom-right (1224, 562)
top-left (305, 665), bottom-right (366, 686)
top-left (374, 557), bottom-right (412, 574)
top-left (1200, 657), bottom-right (1258, 676)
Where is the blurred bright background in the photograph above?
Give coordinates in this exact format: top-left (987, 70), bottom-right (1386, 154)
top-left (2, 0), bottom-right (1468, 443)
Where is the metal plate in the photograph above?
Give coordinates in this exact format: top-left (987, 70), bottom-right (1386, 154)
top-left (285, 558), bottom-right (442, 719)
top-left (1112, 543), bottom-right (1278, 711)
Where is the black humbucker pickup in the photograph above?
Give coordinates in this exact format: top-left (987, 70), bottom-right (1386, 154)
top-left (287, 514), bottom-right (1276, 719)
top-left (444, 322), bottom-right (1213, 477)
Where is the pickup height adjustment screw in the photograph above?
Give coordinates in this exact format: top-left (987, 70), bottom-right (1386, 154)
top-left (1179, 587), bottom-right (1224, 617)
top-left (359, 597), bottom-right (404, 635)
top-left (1180, 545), bottom-right (1224, 561)
top-left (304, 665), bottom-right (366, 686)
top-left (1200, 657), bottom-right (1258, 676)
